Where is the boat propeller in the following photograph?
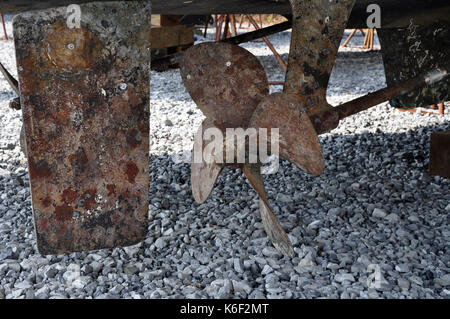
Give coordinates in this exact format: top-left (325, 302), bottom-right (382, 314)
top-left (180, 0), bottom-right (356, 256)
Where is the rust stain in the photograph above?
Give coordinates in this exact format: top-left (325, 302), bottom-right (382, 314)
top-left (126, 128), bottom-right (142, 149)
top-left (82, 189), bottom-right (97, 210)
top-left (39, 219), bottom-right (48, 230)
top-left (54, 204), bottom-right (73, 222)
top-left (28, 159), bottom-right (52, 179)
top-left (42, 20), bottom-right (101, 72)
top-left (61, 189), bottom-right (78, 203)
top-left (106, 184), bottom-right (116, 196)
top-left (41, 197), bottom-right (52, 208)
top-left (180, 42), bottom-right (269, 130)
top-left (124, 162), bottom-right (139, 184)
top-left (68, 147), bottom-right (89, 171)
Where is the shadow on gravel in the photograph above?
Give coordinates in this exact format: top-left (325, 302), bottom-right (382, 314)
top-left (150, 119), bottom-right (449, 191)
top-left (1, 120), bottom-right (448, 243)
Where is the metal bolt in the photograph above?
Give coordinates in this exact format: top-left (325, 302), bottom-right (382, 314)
top-left (67, 43), bottom-right (75, 50)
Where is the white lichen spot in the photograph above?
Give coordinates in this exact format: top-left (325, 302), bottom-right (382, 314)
top-left (95, 194), bottom-right (103, 203)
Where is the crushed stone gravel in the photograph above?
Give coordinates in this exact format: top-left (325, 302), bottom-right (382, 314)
top-left (0, 18), bottom-right (449, 299)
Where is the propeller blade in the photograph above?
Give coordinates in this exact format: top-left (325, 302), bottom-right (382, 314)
top-left (250, 92), bottom-right (324, 175)
top-left (180, 42), bottom-right (269, 129)
top-left (243, 163), bottom-right (294, 257)
top-left (191, 119), bottom-right (224, 203)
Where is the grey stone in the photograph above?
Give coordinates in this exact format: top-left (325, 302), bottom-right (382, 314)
top-left (14, 281), bottom-right (32, 289)
top-left (45, 267), bottom-right (58, 279)
top-left (110, 284), bottom-right (124, 295)
top-left (334, 273), bottom-right (356, 283)
top-left (299, 252), bottom-right (316, 267)
top-left (262, 247), bottom-right (281, 258)
top-left (372, 208), bottom-right (387, 218)
top-left (261, 265), bottom-right (273, 275)
top-left (395, 264), bottom-right (410, 273)
top-left (154, 237), bottom-right (167, 250)
top-left (276, 194), bottom-right (293, 203)
top-left (232, 280), bottom-right (252, 295)
top-left (7, 261), bottom-right (21, 272)
top-left (233, 258), bottom-right (244, 273)
top-left (409, 276), bottom-right (423, 286)
top-left (385, 213), bottom-right (400, 223)
top-left (124, 265), bottom-right (139, 275)
top-left (397, 278), bottom-right (410, 290)
top-left (90, 261), bottom-right (103, 273)
top-left (436, 274), bottom-right (450, 287)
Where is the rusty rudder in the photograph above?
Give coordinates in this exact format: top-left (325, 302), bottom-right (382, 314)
top-left (14, 1), bottom-right (151, 254)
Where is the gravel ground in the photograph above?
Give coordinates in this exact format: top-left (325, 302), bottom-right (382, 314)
top-left (0, 16), bottom-right (449, 299)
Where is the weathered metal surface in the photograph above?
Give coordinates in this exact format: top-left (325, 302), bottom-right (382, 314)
top-left (181, 42), bottom-right (269, 206)
top-left (191, 118), bottom-right (224, 203)
top-left (181, 42), bottom-right (294, 255)
top-left (310, 62), bottom-right (450, 134)
top-left (249, 92), bottom-right (323, 175)
top-left (180, 42), bottom-right (269, 130)
top-left (429, 130), bottom-right (450, 179)
top-left (242, 163), bottom-right (293, 257)
top-left (283, 0), bottom-right (356, 116)
top-left (14, 1), bottom-right (151, 254)
top-left (378, 21), bottom-right (450, 109)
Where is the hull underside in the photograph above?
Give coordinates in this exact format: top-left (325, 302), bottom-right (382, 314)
top-left (0, 0), bottom-right (449, 28)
